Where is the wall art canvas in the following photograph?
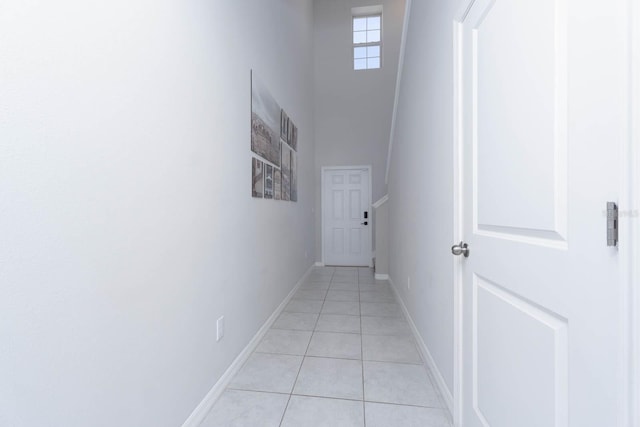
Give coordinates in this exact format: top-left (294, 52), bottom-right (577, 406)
top-left (251, 72), bottom-right (281, 167)
top-left (264, 164), bottom-right (274, 199)
top-left (250, 70), bottom-right (299, 202)
top-left (274, 169), bottom-right (282, 200)
top-left (280, 110), bottom-right (289, 142)
top-left (252, 158), bottom-right (264, 198)
top-left (291, 124), bottom-right (298, 151)
top-left (281, 143), bottom-right (291, 201)
top-left (287, 119), bottom-right (293, 147)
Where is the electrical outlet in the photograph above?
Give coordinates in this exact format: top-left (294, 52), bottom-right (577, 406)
top-left (217, 316), bottom-right (225, 342)
top-left (407, 276), bottom-right (411, 291)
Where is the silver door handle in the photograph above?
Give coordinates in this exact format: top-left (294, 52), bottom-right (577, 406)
top-left (451, 242), bottom-right (469, 257)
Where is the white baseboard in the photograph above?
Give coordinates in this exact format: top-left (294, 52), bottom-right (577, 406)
top-left (314, 261), bottom-right (325, 267)
top-left (374, 273), bottom-right (389, 280)
top-left (388, 276), bottom-right (454, 416)
top-left (181, 264), bottom-right (315, 427)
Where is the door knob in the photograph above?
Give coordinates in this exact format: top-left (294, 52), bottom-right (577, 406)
top-left (361, 221), bottom-right (368, 226)
top-left (451, 242), bottom-right (469, 257)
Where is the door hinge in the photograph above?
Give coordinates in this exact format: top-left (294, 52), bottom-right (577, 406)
top-left (607, 202), bottom-right (618, 247)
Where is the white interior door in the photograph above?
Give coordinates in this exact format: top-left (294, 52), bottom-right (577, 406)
top-left (457, 0), bottom-right (629, 426)
top-left (323, 167), bottom-right (371, 266)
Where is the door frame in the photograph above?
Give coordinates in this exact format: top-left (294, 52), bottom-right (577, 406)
top-left (451, 4), bottom-right (468, 425)
top-left (320, 165), bottom-right (373, 267)
top-left (629, 0), bottom-right (640, 424)
top-left (452, 1), bottom-right (639, 425)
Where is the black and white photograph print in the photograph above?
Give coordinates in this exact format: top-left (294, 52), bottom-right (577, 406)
top-left (250, 71), bottom-right (301, 203)
top-left (280, 109), bottom-right (289, 142)
top-left (281, 143), bottom-right (291, 201)
top-left (291, 124), bottom-right (298, 151)
top-left (274, 169), bottom-right (282, 201)
top-left (287, 119), bottom-right (294, 147)
top-left (251, 71), bottom-right (281, 167)
top-left (290, 150), bottom-right (297, 202)
top-left (264, 164), bottom-right (274, 199)
top-left (252, 158), bottom-right (264, 198)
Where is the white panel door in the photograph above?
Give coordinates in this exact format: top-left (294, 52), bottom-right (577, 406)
top-left (458, 0), bottom-right (628, 426)
top-left (323, 168), bottom-right (371, 266)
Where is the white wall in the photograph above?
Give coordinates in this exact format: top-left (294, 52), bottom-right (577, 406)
top-left (0, 1), bottom-right (315, 426)
top-left (313, 0), bottom-right (405, 261)
top-left (387, 0), bottom-right (463, 398)
top-left (374, 199), bottom-right (389, 275)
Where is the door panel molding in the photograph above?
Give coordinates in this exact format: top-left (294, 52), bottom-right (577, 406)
top-left (472, 275), bottom-right (568, 427)
top-left (470, 0), bottom-right (568, 247)
top-left (475, 225), bottom-right (567, 250)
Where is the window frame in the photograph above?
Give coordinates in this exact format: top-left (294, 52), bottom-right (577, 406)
top-left (352, 13), bottom-right (383, 71)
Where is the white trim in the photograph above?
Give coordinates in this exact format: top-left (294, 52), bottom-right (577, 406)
top-left (321, 166), bottom-right (373, 267)
top-left (352, 5), bottom-right (383, 16)
top-left (315, 261), bottom-right (325, 267)
top-left (385, 0), bottom-right (412, 184)
top-left (451, 2), bottom-right (473, 425)
top-left (627, 1), bottom-right (640, 425)
top-left (618, 2), bottom-right (639, 425)
top-left (374, 273), bottom-right (389, 280)
top-left (372, 194), bottom-right (389, 209)
top-left (389, 276), bottom-right (454, 415)
top-left (180, 265), bottom-right (314, 427)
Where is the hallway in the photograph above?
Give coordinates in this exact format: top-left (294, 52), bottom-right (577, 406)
top-left (2, 0), bottom-right (638, 425)
top-left (201, 267), bottom-right (451, 427)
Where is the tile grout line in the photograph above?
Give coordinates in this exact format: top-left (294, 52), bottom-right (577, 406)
top-left (278, 273), bottom-right (333, 427)
top-left (239, 351), bottom-right (424, 365)
top-left (278, 268), bottom-right (333, 427)
top-left (359, 268), bottom-right (367, 427)
top-left (223, 387), bottom-right (448, 410)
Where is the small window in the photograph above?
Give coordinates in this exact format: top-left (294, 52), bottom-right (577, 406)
top-left (353, 14), bottom-right (382, 70)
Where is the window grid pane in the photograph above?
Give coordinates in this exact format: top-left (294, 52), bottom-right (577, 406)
top-left (354, 58), bottom-right (367, 70)
top-left (367, 16), bottom-right (381, 30)
top-left (353, 17), bottom-right (367, 31)
top-left (353, 31), bottom-right (367, 44)
top-left (354, 49), bottom-right (381, 70)
top-left (367, 30), bottom-right (380, 43)
top-left (353, 14), bottom-right (382, 70)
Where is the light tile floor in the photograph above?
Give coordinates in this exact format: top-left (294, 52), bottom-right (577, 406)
top-left (201, 267), bottom-right (452, 427)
